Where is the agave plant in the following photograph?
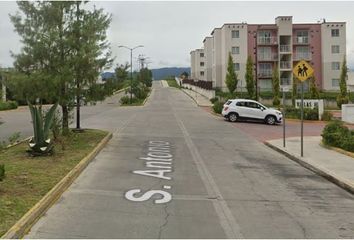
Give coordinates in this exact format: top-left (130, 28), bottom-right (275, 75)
top-left (28, 101), bottom-right (58, 155)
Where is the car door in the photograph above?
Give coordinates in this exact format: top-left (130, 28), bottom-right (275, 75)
top-left (235, 101), bottom-right (247, 117)
top-left (245, 101), bottom-right (264, 119)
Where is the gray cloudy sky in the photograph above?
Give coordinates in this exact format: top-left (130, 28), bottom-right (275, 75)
top-left (1, 1), bottom-right (354, 71)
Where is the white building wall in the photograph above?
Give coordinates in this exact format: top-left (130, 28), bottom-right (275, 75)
top-left (321, 22), bottom-right (346, 91)
top-left (190, 50), bottom-right (196, 79)
top-left (212, 28), bottom-right (222, 88)
top-left (203, 37), bottom-right (213, 83)
top-left (220, 24), bottom-right (248, 91)
top-left (194, 49), bottom-right (205, 80)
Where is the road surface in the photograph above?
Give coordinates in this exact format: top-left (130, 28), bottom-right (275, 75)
top-left (23, 81), bottom-right (354, 238)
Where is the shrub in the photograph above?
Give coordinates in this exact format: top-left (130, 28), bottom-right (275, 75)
top-left (322, 111), bottom-right (333, 121)
top-left (210, 97), bottom-right (219, 104)
top-left (0, 101), bottom-right (18, 111)
top-left (0, 164), bottom-right (5, 181)
top-left (212, 101), bottom-right (224, 114)
top-left (285, 107), bottom-right (319, 120)
top-left (120, 96), bottom-right (130, 105)
top-left (336, 95), bottom-right (349, 109)
top-left (321, 120), bottom-right (349, 148)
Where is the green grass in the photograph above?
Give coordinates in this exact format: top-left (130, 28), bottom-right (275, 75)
top-left (0, 101), bottom-right (18, 111)
top-left (0, 129), bottom-right (107, 236)
top-left (166, 79), bottom-right (180, 88)
top-left (121, 97), bottom-right (145, 106)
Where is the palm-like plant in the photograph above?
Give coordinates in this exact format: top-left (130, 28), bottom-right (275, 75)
top-left (28, 102), bottom-right (58, 155)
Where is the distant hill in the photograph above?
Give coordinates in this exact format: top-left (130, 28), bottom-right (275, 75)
top-left (101, 72), bottom-right (115, 80)
top-left (151, 67), bottom-right (190, 80)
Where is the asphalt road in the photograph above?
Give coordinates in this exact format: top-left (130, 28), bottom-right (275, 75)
top-left (26, 81), bottom-right (354, 238)
top-left (0, 91), bottom-right (125, 143)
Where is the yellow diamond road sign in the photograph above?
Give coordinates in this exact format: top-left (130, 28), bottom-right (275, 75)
top-left (293, 60), bottom-right (314, 82)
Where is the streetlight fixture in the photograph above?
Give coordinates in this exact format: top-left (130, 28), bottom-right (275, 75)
top-left (118, 45), bottom-right (144, 103)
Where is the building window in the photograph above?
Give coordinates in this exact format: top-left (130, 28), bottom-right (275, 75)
top-left (296, 30), bottom-right (309, 44)
top-left (200, 71), bottom-right (204, 76)
top-left (332, 79), bottom-right (340, 87)
top-left (331, 29), bottom-right (340, 37)
top-left (331, 45), bottom-right (340, 54)
top-left (259, 63), bottom-right (272, 77)
top-left (332, 62), bottom-right (340, 70)
top-left (200, 53), bottom-right (204, 57)
top-left (231, 46), bottom-right (240, 54)
top-left (231, 30), bottom-right (239, 38)
top-left (234, 63), bottom-right (240, 71)
top-left (200, 62), bottom-right (204, 67)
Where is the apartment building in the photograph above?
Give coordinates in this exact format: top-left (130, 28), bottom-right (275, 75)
top-left (190, 49), bottom-right (205, 80)
top-left (190, 16), bottom-right (346, 92)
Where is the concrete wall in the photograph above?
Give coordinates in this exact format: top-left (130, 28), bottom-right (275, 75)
top-left (321, 22), bottom-right (346, 91)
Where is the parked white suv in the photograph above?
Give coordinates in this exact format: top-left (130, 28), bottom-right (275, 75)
top-left (222, 99), bottom-right (282, 125)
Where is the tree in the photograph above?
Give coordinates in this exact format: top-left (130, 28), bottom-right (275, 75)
top-left (225, 53), bottom-right (238, 94)
top-left (115, 63), bottom-right (130, 82)
top-left (245, 55), bottom-right (255, 99)
top-left (10, 1), bottom-right (112, 134)
top-left (336, 56), bottom-right (349, 109)
top-left (292, 77), bottom-right (298, 107)
top-left (70, 1), bottom-right (113, 130)
top-left (309, 76), bottom-right (320, 99)
top-left (181, 71), bottom-right (189, 79)
top-left (272, 64), bottom-right (280, 106)
top-left (138, 67), bottom-right (153, 87)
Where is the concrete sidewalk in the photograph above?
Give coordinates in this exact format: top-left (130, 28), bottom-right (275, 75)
top-left (181, 88), bottom-right (212, 107)
top-left (266, 136), bottom-right (354, 194)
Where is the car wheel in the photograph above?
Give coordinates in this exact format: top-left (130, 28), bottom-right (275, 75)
top-left (265, 115), bottom-right (276, 125)
top-left (229, 113), bottom-right (238, 122)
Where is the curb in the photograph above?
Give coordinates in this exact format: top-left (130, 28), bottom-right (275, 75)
top-left (142, 88), bottom-right (153, 106)
top-left (264, 141), bottom-right (354, 195)
top-left (1, 131), bottom-right (113, 239)
top-left (320, 142), bottom-right (354, 160)
top-left (113, 87), bottom-right (128, 95)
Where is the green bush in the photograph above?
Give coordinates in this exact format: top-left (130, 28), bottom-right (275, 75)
top-left (285, 107), bottom-right (319, 120)
top-left (210, 97), bottom-right (219, 104)
top-left (120, 96), bottom-right (130, 104)
top-left (0, 101), bottom-right (18, 111)
top-left (212, 101), bottom-right (224, 114)
top-left (336, 95), bottom-right (349, 109)
top-left (322, 111), bottom-right (333, 121)
top-left (0, 164), bottom-right (5, 181)
top-left (322, 120), bottom-right (349, 148)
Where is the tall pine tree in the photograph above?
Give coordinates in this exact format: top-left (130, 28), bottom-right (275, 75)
top-left (225, 53), bottom-right (238, 94)
top-left (245, 55), bottom-right (255, 99)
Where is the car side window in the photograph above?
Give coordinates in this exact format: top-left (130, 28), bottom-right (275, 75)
top-left (246, 102), bottom-right (257, 109)
top-left (236, 101), bottom-right (245, 107)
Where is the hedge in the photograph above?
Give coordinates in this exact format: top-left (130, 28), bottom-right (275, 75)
top-left (285, 107), bottom-right (319, 120)
top-left (322, 121), bottom-right (354, 152)
top-left (0, 101), bottom-right (18, 111)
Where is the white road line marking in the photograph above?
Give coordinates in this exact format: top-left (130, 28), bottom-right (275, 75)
top-left (163, 185), bottom-right (171, 189)
top-left (173, 111), bottom-right (244, 238)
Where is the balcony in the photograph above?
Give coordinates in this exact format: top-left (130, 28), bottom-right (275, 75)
top-left (280, 45), bottom-right (291, 53)
top-left (258, 70), bottom-right (272, 78)
top-left (257, 53), bottom-right (278, 61)
top-left (293, 52), bottom-right (312, 61)
top-left (257, 36), bottom-right (278, 45)
top-left (280, 61), bottom-right (291, 70)
top-left (294, 36), bottom-right (309, 44)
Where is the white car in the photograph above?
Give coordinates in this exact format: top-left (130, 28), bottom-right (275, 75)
top-left (221, 99), bottom-right (282, 125)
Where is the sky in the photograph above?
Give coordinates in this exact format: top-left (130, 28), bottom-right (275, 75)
top-left (0, 1), bottom-right (354, 71)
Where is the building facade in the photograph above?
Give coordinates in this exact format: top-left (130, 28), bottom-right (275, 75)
top-left (190, 49), bottom-right (205, 80)
top-left (190, 16), bottom-right (346, 92)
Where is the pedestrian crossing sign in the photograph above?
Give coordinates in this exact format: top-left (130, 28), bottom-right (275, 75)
top-left (293, 60), bottom-right (314, 82)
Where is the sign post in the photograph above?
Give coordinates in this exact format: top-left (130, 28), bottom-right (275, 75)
top-left (281, 86), bottom-right (289, 148)
top-left (292, 60), bottom-right (314, 157)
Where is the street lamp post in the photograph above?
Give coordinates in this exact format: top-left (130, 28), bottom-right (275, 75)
top-left (118, 45), bottom-right (144, 103)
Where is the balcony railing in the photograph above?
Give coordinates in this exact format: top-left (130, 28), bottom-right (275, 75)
top-left (280, 45), bottom-right (291, 53)
top-left (293, 52), bottom-right (312, 61)
top-left (280, 61), bottom-right (291, 70)
top-left (294, 36), bottom-right (309, 44)
top-left (258, 70), bottom-right (272, 78)
top-left (257, 53), bottom-right (278, 61)
top-left (257, 36), bottom-right (277, 45)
